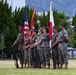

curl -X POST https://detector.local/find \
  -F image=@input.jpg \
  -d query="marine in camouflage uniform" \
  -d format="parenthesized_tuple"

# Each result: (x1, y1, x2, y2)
(11, 28, 24, 68)
(52, 26, 59, 69)
(25, 29, 30, 68)
(35, 29, 43, 68)
(30, 29, 37, 68)
(17, 33, 24, 68)
(58, 24, 69, 69)
(41, 27, 50, 69)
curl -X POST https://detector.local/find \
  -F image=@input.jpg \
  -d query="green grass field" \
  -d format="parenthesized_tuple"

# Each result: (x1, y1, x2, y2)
(0, 60, 76, 75)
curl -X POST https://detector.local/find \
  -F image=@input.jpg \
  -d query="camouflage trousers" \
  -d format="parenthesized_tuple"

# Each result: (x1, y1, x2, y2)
(30, 47, 37, 67)
(52, 47, 60, 68)
(42, 47, 50, 66)
(19, 50, 24, 65)
(36, 48, 43, 68)
(25, 49, 30, 64)
(58, 43, 68, 65)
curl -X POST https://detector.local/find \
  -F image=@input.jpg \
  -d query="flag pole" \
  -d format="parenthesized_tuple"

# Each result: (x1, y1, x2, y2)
(25, 0, 31, 68)
(23, 0, 27, 68)
(49, 0, 54, 48)
(29, 4, 35, 68)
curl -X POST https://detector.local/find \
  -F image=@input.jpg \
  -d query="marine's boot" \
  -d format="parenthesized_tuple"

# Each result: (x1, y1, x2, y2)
(20, 64, 23, 69)
(47, 65, 50, 69)
(64, 64, 68, 69)
(42, 64, 46, 69)
(59, 64, 63, 69)
(15, 62, 19, 68)
(24, 64, 26, 68)
(56, 64, 59, 69)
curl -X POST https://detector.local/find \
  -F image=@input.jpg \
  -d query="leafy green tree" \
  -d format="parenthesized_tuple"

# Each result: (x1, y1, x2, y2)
(0, 0, 17, 58)
(72, 15, 76, 47)
(72, 15, 76, 31)
(53, 10, 69, 29)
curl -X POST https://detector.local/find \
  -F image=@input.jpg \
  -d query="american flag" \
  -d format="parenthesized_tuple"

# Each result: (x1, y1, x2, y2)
(22, 7, 29, 44)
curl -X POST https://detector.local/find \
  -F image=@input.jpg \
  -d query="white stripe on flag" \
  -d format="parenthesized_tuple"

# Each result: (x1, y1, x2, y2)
(24, 26, 29, 29)
(24, 31, 26, 34)
(25, 22, 28, 25)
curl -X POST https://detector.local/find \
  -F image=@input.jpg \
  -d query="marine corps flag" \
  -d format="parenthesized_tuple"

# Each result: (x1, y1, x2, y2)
(30, 5, 35, 40)
(49, 1, 54, 47)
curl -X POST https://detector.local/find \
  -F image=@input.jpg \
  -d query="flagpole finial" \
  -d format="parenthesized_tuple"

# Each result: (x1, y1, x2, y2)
(50, 0, 53, 4)
(32, 4, 35, 11)
(33, 4, 35, 7)
(50, 0, 53, 10)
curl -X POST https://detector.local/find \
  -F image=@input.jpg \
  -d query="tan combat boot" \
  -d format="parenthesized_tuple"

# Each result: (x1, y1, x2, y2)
(64, 64, 68, 69)
(47, 65, 50, 69)
(42, 64, 46, 69)
(20, 64, 23, 69)
(56, 65, 59, 69)
(59, 64, 63, 69)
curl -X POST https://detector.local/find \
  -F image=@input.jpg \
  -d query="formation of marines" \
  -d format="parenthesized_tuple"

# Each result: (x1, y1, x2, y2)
(11, 24, 69, 69)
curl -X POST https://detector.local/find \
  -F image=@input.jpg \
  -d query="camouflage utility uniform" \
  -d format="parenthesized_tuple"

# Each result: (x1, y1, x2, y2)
(25, 35, 30, 66)
(41, 33, 50, 68)
(58, 29, 68, 65)
(17, 33, 24, 66)
(31, 35, 37, 68)
(36, 35, 43, 68)
(52, 33, 59, 69)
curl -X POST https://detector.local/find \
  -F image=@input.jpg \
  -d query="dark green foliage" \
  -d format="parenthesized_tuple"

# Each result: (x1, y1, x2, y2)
(53, 10, 69, 29)
(0, 1, 17, 52)
(72, 15, 76, 47)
